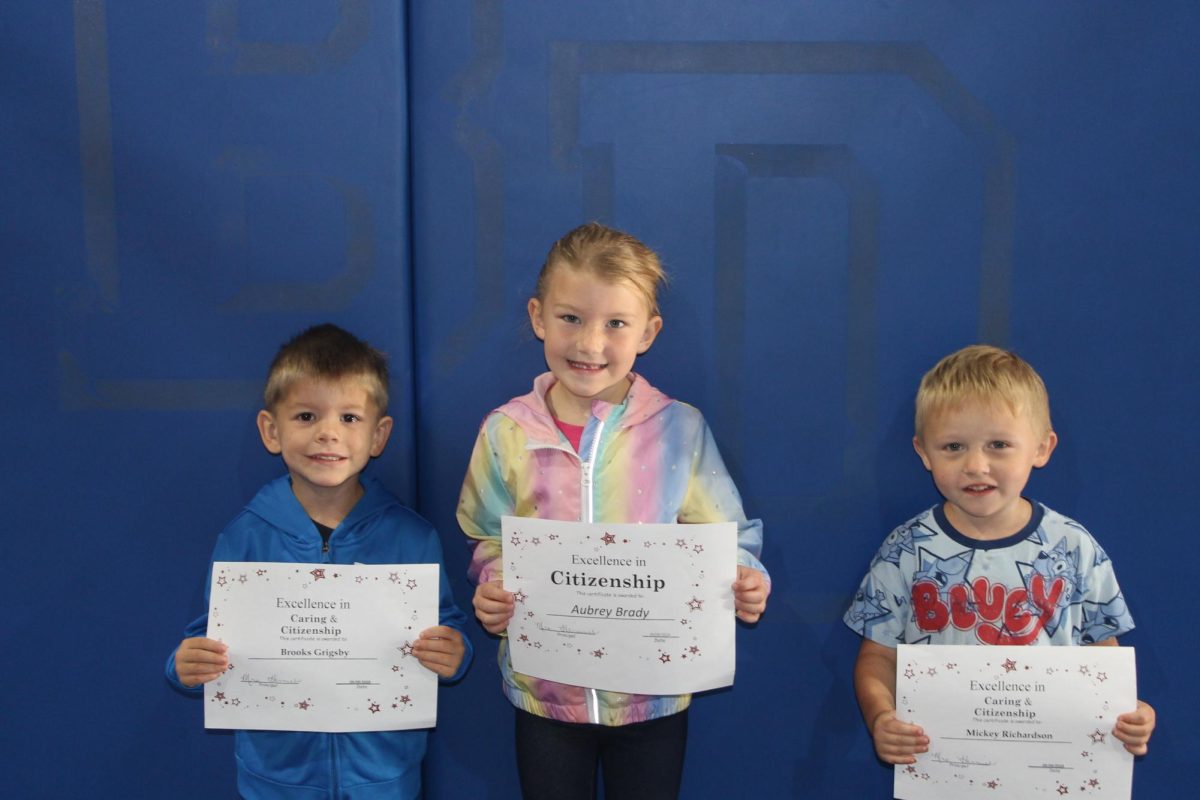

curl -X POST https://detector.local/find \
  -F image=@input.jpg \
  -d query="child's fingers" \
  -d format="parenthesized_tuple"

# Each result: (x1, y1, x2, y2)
(732, 581, 766, 600)
(1116, 714, 1151, 733)
(175, 643, 230, 687)
(175, 657, 230, 690)
(1113, 721, 1151, 754)
(418, 625, 455, 640)
(415, 637, 465, 676)
(874, 729, 927, 762)
(473, 581, 515, 632)
(180, 670, 226, 687)
(180, 636, 228, 655)
(475, 597, 514, 615)
(416, 653, 456, 677)
(1119, 739, 1148, 756)
(735, 604, 765, 623)
(733, 565, 766, 588)
(414, 631, 461, 655)
(479, 614, 512, 634)
(178, 640, 228, 665)
(1119, 701, 1155, 727)
(473, 597, 514, 618)
(476, 580, 513, 602)
(876, 729, 929, 763)
(474, 603, 514, 633)
(882, 728, 928, 748)
(732, 567, 771, 621)
(415, 640, 463, 662)
(179, 653, 229, 673)
(473, 582, 514, 611)
(734, 589, 767, 607)
(878, 716, 925, 739)
(1112, 700, 1155, 754)
(876, 747, 918, 765)
(733, 582, 769, 622)
(869, 713, 928, 764)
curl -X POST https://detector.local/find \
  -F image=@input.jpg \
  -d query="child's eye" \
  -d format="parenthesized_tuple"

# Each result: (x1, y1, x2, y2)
(989, 441, 1010, 449)
(560, 314, 581, 324)
(296, 412, 315, 422)
(607, 319, 627, 329)
(944, 442, 964, 452)
(341, 414, 360, 424)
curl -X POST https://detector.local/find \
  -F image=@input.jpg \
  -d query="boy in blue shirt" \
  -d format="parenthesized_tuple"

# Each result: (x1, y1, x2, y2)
(845, 345, 1155, 764)
(166, 323, 471, 798)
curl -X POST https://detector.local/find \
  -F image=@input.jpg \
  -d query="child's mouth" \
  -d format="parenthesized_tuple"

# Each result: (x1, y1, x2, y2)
(963, 484, 995, 495)
(567, 360, 604, 371)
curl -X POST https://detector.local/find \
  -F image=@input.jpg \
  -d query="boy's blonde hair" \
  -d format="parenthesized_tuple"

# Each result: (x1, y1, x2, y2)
(535, 222, 668, 316)
(263, 324, 389, 413)
(915, 344, 1052, 438)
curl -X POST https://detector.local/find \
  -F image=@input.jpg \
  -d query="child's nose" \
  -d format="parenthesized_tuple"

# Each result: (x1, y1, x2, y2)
(963, 449, 988, 473)
(577, 325, 605, 353)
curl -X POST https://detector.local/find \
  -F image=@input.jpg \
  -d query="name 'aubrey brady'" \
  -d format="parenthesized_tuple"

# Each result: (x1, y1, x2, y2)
(569, 604, 651, 619)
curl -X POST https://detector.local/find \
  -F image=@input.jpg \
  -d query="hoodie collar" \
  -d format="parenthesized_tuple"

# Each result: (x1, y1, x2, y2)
(248, 474, 397, 547)
(504, 372, 673, 445)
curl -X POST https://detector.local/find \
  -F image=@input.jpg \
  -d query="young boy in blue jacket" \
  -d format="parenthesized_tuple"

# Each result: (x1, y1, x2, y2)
(166, 323, 472, 799)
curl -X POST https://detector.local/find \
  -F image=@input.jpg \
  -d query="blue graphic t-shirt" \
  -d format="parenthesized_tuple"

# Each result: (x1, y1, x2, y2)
(844, 501, 1134, 647)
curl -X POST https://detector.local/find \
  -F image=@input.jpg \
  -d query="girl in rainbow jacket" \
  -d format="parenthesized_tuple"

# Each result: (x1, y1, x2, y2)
(457, 222, 770, 800)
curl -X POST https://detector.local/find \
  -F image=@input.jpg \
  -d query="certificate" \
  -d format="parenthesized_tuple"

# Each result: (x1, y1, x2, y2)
(895, 644, 1136, 800)
(204, 562, 439, 733)
(502, 516, 736, 695)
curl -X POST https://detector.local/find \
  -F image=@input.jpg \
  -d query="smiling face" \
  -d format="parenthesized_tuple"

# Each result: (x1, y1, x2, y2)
(913, 398, 1057, 540)
(256, 376, 393, 514)
(528, 265, 662, 424)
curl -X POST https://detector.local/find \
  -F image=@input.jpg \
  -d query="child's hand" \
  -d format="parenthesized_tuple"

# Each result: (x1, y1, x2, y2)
(1113, 699, 1156, 755)
(413, 626, 466, 678)
(175, 636, 229, 687)
(870, 710, 929, 765)
(732, 565, 770, 623)
(473, 580, 515, 634)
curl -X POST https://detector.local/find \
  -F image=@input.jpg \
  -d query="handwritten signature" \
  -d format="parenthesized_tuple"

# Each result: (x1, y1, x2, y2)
(240, 673, 301, 687)
(932, 753, 994, 768)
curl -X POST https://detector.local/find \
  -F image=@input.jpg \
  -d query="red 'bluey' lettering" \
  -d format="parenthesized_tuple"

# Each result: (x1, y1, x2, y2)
(912, 575, 1068, 644)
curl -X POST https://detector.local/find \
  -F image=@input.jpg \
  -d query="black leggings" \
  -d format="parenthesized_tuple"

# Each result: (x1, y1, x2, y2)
(515, 707, 688, 800)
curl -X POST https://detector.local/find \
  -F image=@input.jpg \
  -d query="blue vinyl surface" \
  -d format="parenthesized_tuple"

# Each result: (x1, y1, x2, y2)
(2, 2, 1194, 797)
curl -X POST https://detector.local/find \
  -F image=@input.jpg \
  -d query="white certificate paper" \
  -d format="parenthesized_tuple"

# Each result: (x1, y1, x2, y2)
(204, 562, 439, 733)
(895, 644, 1136, 800)
(501, 516, 737, 695)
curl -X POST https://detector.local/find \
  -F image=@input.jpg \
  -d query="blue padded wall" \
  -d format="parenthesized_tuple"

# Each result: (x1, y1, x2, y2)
(3, 1, 1196, 797)
(5, 2, 415, 796)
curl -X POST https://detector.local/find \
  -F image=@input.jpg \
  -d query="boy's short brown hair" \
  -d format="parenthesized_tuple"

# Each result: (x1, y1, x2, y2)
(915, 344, 1052, 438)
(263, 324, 388, 413)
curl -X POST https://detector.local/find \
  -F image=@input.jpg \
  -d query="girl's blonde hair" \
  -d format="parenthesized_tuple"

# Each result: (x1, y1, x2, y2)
(535, 222, 667, 316)
(915, 344, 1052, 438)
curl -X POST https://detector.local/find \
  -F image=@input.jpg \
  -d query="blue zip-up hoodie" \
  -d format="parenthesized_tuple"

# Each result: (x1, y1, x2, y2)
(166, 475, 472, 799)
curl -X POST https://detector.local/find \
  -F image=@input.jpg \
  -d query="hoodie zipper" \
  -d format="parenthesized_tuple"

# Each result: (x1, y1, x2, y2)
(581, 417, 605, 724)
(526, 415, 608, 723)
(327, 540, 337, 796)
(330, 731, 340, 797)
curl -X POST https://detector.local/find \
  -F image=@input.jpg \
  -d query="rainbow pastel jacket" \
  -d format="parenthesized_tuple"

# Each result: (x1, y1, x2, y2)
(458, 372, 766, 726)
